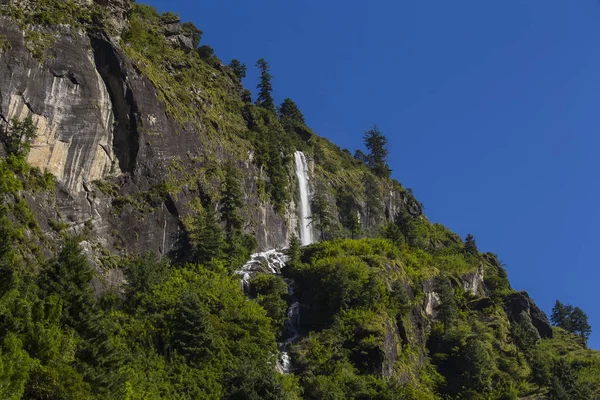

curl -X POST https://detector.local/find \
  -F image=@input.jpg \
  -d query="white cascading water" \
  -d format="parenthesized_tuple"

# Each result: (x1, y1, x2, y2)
(234, 151, 315, 373)
(236, 251, 301, 374)
(294, 151, 314, 246)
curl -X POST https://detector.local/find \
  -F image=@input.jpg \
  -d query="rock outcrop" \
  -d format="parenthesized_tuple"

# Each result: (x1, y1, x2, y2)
(506, 291, 553, 339)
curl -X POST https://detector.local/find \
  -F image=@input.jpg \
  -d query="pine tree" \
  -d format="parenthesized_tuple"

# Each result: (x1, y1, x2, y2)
(170, 291, 215, 366)
(256, 58, 275, 112)
(228, 59, 247, 81)
(363, 125, 391, 178)
(460, 337, 493, 394)
(277, 98, 305, 124)
(337, 190, 361, 239)
(569, 307, 592, 346)
(287, 234, 301, 265)
(309, 183, 333, 241)
(435, 276, 457, 333)
(464, 234, 478, 256)
(1, 116, 36, 156)
(395, 207, 417, 247)
(550, 300, 573, 331)
(220, 161, 244, 242)
(190, 204, 224, 264)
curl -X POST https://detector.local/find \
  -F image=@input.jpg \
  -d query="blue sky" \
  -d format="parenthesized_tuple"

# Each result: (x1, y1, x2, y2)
(147, 0, 600, 349)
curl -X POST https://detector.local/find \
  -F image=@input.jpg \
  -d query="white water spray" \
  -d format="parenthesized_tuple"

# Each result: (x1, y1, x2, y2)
(236, 251, 302, 374)
(294, 151, 314, 246)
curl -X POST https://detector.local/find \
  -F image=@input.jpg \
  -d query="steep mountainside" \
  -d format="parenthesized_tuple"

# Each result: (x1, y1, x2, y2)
(0, 1, 597, 399)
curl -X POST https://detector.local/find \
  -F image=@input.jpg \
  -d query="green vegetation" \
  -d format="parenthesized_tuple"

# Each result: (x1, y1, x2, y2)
(1, 116, 37, 157)
(0, 1, 598, 399)
(551, 300, 592, 346)
(0, 34, 11, 52)
(229, 58, 247, 81)
(256, 58, 275, 112)
(363, 125, 391, 179)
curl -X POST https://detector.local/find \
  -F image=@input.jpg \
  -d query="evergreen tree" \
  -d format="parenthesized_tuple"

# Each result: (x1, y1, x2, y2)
(1, 116, 36, 156)
(336, 190, 361, 239)
(569, 307, 592, 346)
(220, 162, 245, 265)
(170, 291, 215, 366)
(394, 207, 417, 247)
(256, 58, 275, 112)
(354, 149, 368, 164)
(551, 300, 573, 332)
(277, 98, 305, 124)
(460, 337, 493, 394)
(384, 221, 404, 246)
(265, 125, 291, 212)
(363, 125, 391, 178)
(190, 203, 224, 264)
(221, 162, 244, 241)
(464, 234, 478, 256)
(435, 276, 457, 333)
(39, 238, 123, 394)
(197, 44, 215, 60)
(287, 234, 301, 265)
(229, 59, 247, 81)
(309, 183, 333, 241)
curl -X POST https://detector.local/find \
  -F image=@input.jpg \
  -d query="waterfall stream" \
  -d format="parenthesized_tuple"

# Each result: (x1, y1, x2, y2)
(294, 151, 314, 246)
(237, 251, 301, 374)
(234, 151, 314, 374)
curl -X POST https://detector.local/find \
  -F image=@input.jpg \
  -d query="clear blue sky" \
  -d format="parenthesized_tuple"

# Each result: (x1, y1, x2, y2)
(147, 0, 600, 349)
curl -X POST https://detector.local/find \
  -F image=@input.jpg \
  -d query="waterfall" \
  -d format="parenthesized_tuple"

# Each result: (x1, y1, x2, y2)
(278, 281, 301, 373)
(294, 151, 314, 246)
(236, 250, 302, 374)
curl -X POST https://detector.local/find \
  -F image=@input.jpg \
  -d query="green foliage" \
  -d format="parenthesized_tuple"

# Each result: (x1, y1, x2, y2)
(1, 117, 37, 157)
(188, 203, 225, 265)
(0, 34, 11, 52)
(24, 30, 56, 63)
(336, 187, 362, 239)
(229, 59, 247, 81)
(182, 22, 203, 48)
(287, 234, 302, 265)
(464, 233, 478, 257)
(363, 125, 391, 179)
(256, 58, 275, 111)
(435, 276, 458, 333)
(197, 44, 215, 60)
(2, 0, 98, 28)
(309, 183, 335, 241)
(551, 300, 592, 346)
(249, 274, 289, 336)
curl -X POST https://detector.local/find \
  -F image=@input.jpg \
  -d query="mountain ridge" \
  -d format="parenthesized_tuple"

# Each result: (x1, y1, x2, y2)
(0, 0, 597, 398)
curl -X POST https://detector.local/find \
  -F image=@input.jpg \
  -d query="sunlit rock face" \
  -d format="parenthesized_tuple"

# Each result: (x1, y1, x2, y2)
(0, 17, 118, 194)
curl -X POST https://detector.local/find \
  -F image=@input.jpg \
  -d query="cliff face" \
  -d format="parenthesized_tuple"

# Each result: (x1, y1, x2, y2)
(0, 1, 598, 399)
(0, 0, 417, 263)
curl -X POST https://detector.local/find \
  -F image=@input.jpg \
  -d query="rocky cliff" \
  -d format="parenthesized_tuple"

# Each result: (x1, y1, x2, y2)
(0, 1, 597, 399)
(0, 0, 419, 265)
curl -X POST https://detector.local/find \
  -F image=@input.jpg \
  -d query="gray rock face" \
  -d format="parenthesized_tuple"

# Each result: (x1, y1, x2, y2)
(0, 18, 118, 194)
(0, 7, 415, 263)
(462, 266, 485, 296)
(506, 291, 553, 339)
